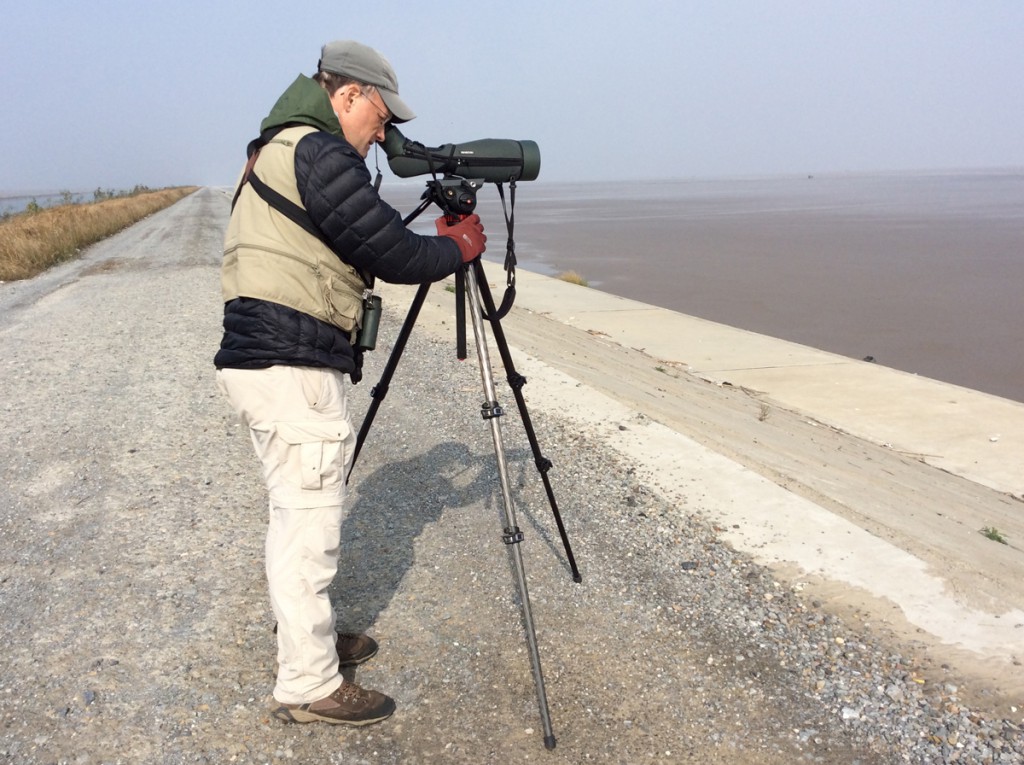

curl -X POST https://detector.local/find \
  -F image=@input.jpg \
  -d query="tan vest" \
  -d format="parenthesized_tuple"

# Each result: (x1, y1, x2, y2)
(221, 126, 366, 334)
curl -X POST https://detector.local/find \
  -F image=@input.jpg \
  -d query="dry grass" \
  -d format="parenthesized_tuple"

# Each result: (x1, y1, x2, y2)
(556, 270, 589, 287)
(0, 187, 198, 282)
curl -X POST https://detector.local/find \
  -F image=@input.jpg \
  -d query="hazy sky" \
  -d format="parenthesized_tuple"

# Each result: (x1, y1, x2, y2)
(2, 1, 1022, 193)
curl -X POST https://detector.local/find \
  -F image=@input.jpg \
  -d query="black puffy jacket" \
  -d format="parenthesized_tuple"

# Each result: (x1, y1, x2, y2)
(215, 76, 461, 376)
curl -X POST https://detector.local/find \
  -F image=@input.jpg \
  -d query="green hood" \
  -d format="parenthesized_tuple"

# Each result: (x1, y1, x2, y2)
(259, 74, 343, 137)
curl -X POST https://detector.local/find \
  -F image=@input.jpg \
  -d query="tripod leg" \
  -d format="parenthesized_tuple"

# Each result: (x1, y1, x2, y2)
(347, 281, 432, 482)
(472, 259, 582, 583)
(464, 264, 557, 750)
(455, 267, 467, 360)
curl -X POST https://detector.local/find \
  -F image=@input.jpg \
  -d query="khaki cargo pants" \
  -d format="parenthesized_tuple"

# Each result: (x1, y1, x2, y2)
(217, 365, 355, 704)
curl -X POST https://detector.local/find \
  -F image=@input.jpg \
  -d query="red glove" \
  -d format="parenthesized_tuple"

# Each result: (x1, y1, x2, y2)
(435, 213, 487, 263)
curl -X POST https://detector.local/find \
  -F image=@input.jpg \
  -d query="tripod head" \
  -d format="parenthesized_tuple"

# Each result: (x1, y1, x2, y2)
(424, 177, 483, 219)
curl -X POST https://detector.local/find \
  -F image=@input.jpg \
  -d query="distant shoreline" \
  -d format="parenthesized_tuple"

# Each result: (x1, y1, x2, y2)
(7, 171, 1021, 402)
(6, 164, 1022, 207)
(0, 192, 90, 216)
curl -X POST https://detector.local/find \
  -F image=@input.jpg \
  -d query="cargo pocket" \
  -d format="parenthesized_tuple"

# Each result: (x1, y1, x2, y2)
(274, 419, 352, 493)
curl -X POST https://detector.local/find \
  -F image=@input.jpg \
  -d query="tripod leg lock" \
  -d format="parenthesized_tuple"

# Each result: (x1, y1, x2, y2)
(502, 526, 525, 545)
(481, 401, 505, 419)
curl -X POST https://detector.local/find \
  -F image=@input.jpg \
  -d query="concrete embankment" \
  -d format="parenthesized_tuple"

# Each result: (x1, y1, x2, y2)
(384, 246, 1024, 704)
(434, 256, 1024, 671)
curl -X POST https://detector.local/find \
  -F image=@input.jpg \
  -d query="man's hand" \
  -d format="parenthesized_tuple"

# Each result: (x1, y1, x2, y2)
(435, 213, 487, 263)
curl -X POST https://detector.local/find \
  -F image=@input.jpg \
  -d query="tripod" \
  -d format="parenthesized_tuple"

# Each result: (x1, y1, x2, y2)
(346, 179, 580, 749)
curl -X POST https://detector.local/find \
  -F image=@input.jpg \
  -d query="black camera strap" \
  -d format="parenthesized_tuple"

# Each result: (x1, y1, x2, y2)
(244, 171, 373, 291)
(483, 179, 517, 321)
(231, 129, 373, 291)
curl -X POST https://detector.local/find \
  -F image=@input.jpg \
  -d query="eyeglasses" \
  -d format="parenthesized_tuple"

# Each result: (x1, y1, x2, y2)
(360, 92, 390, 128)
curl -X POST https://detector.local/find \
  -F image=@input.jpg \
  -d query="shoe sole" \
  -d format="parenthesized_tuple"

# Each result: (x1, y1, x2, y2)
(272, 705, 395, 726)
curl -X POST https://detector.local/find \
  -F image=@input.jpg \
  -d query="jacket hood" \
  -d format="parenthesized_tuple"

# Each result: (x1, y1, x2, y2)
(259, 75, 343, 137)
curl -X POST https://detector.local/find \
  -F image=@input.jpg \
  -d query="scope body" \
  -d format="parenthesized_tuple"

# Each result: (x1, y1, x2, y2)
(382, 125, 540, 183)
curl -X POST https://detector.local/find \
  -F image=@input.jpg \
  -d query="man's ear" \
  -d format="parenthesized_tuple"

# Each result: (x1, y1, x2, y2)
(330, 84, 357, 114)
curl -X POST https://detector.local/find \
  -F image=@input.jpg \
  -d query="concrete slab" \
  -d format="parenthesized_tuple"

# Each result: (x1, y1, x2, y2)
(721, 363, 1024, 494)
(509, 354, 1024, 662)
(487, 258, 1024, 499)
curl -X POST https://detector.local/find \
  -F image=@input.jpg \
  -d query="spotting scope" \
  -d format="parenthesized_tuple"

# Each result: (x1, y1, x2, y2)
(382, 124, 540, 183)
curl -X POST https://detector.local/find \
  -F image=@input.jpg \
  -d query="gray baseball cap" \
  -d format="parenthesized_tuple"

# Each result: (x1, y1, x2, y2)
(318, 40, 415, 123)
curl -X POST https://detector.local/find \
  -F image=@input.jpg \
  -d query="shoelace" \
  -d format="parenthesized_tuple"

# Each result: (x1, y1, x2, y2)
(332, 683, 368, 704)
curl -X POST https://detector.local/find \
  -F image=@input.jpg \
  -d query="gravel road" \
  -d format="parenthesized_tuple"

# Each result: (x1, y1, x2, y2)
(1, 188, 1021, 764)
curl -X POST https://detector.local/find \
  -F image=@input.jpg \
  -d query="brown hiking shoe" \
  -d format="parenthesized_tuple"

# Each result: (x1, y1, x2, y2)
(336, 632, 378, 667)
(272, 681, 396, 726)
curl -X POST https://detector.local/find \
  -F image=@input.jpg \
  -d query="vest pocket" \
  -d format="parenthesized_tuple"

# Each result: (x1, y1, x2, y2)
(321, 273, 364, 333)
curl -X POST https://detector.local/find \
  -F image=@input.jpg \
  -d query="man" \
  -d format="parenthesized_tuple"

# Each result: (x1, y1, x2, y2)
(214, 40, 486, 726)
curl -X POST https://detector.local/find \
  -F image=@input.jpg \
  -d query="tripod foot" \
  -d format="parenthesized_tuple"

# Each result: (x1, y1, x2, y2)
(544, 734, 557, 750)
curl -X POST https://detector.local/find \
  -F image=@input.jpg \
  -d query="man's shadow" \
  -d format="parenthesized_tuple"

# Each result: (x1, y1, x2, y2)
(329, 439, 500, 633)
